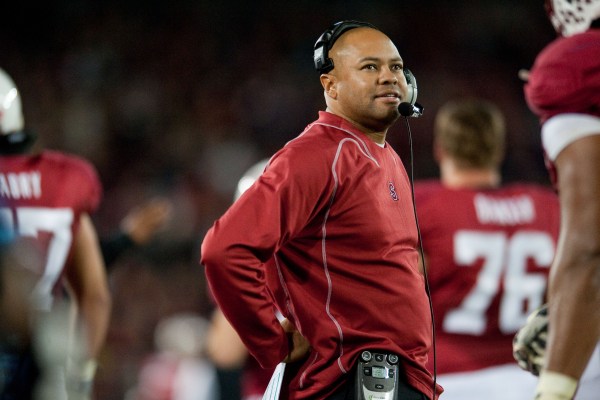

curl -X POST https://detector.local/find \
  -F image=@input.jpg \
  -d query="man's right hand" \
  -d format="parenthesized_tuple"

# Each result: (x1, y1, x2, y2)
(281, 318, 311, 363)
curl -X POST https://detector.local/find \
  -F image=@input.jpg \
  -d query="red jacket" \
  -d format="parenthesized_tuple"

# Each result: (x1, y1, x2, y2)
(202, 112, 439, 399)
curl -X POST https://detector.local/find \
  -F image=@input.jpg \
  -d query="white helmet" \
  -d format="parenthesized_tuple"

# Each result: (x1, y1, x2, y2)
(0, 68, 24, 135)
(233, 159, 269, 201)
(154, 313, 210, 356)
(545, 0, 600, 37)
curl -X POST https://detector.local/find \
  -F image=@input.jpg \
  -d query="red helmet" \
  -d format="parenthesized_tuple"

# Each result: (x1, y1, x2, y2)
(545, 0, 600, 37)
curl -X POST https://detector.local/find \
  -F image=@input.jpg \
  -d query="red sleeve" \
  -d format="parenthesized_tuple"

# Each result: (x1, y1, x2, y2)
(200, 144, 332, 368)
(48, 151, 102, 215)
(525, 32, 600, 123)
(71, 156, 102, 214)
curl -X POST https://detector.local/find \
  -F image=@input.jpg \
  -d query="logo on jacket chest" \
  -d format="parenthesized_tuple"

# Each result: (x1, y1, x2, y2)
(388, 181, 398, 201)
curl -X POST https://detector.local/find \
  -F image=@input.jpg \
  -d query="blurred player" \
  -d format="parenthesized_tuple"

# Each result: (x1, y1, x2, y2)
(129, 313, 218, 400)
(0, 222, 34, 344)
(511, 2, 600, 399)
(413, 99, 559, 400)
(0, 67, 111, 399)
(205, 159, 274, 400)
(0, 222, 40, 398)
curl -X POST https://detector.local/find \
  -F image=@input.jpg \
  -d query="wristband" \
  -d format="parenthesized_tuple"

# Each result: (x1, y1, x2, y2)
(80, 359, 98, 381)
(67, 358, 98, 395)
(535, 370, 577, 400)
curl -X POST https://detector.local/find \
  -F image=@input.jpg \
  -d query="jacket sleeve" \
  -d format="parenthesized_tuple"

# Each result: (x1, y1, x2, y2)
(200, 146, 330, 368)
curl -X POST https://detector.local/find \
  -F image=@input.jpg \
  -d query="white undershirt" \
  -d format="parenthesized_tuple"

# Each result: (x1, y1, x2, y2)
(542, 114, 600, 161)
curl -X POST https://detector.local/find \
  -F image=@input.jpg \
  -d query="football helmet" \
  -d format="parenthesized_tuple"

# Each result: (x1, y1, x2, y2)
(0, 68, 24, 135)
(545, 0, 600, 37)
(234, 159, 269, 201)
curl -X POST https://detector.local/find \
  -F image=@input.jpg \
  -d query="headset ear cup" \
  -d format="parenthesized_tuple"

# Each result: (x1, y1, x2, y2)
(403, 68, 418, 105)
(313, 32, 334, 73)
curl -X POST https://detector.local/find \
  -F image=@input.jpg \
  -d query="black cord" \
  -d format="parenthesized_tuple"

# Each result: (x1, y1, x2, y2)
(403, 117, 437, 400)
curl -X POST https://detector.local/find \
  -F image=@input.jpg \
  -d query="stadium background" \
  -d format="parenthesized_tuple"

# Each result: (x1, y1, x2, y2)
(1, 1, 555, 397)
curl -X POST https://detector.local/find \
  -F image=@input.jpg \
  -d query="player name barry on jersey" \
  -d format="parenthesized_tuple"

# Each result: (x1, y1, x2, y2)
(0, 171, 42, 200)
(474, 193, 535, 225)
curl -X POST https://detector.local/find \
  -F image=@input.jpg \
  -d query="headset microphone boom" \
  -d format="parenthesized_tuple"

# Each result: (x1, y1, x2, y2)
(399, 102, 424, 118)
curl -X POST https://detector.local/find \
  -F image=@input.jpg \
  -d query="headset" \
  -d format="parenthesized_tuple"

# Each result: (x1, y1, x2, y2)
(313, 20, 418, 107)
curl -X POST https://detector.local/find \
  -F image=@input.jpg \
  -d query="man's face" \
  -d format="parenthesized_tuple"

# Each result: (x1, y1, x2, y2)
(325, 28, 409, 133)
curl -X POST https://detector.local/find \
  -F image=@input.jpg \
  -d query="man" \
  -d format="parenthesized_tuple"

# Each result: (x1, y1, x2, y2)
(201, 21, 440, 400)
(413, 99, 559, 399)
(512, 1, 600, 399)
(0, 67, 111, 399)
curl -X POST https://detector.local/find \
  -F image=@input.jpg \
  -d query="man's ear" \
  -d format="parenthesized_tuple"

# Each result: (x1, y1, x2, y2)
(320, 74, 337, 100)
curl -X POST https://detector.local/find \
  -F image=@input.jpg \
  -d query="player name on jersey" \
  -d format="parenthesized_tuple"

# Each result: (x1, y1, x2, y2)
(0, 171, 42, 200)
(474, 194, 534, 225)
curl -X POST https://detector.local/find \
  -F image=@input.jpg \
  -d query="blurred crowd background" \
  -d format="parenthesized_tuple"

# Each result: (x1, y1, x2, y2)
(1, 0, 557, 397)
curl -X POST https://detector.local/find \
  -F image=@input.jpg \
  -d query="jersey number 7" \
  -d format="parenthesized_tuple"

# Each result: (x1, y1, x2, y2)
(0, 206, 74, 310)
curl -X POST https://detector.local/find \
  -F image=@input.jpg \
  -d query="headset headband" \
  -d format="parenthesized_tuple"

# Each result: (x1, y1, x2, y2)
(313, 20, 377, 74)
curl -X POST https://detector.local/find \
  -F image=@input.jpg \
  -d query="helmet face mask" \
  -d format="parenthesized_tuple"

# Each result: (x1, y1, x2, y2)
(545, 0, 600, 37)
